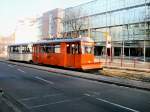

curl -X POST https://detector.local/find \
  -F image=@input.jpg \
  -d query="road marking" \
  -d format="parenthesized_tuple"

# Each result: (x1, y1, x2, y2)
(29, 96, 86, 109)
(8, 64, 16, 68)
(20, 93, 62, 101)
(30, 99, 70, 109)
(86, 91, 101, 96)
(95, 98, 140, 112)
(17, 69, 26, 73)
(84, 93, 91, 97)
(84, 94, 140, 112)
(35, 76, 54, 84)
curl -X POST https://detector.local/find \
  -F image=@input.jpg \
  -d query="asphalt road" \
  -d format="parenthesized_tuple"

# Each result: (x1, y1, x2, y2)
(0, 61, 150, 112)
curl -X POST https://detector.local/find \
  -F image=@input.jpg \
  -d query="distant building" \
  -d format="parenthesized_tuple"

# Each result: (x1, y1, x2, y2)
(15, 8, 64, 42)
(0, 33, 15, 57)
(42, 8, 63, 39)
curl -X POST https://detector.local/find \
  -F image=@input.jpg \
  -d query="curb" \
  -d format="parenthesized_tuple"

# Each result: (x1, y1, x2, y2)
(1, 60, 150, 91)
(48, 71, 150, 91)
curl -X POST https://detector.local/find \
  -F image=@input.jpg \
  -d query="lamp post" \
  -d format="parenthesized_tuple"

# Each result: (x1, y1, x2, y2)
(87, 16, 91, 38)
(105, 0, 108, 65)
(144, 0, 148, 62)
(91, 30, 112, 64)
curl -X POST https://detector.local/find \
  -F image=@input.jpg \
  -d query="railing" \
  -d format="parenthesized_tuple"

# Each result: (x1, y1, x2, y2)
(95, 56, 150, 69)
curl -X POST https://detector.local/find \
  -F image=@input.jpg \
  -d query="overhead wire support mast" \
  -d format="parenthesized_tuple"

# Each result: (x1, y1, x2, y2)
(144, 0, 149, 62)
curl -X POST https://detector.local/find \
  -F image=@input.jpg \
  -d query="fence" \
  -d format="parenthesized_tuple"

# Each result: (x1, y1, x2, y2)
(95, 56, 150, 69)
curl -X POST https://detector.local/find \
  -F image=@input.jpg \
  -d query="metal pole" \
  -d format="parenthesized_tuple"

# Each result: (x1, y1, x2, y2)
(105, 0, 108, 65)
(105, 41, 108, 65)
(144, 0, 147, 62)
(109, 47, 112, 65)
(109, 0, 112, 63)
(121, 47, 123, 67)
(122, 0, 126, 65)
(123, 40, 125, 60)
(144, 40, 146, 62)
(129, 47, 131, 59)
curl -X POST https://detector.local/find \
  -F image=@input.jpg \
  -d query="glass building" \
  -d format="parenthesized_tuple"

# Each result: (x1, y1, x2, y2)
(63, 0, 150, 60)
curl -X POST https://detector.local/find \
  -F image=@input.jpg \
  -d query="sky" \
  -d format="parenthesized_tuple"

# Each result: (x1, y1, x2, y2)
(0, 0, 92, 36)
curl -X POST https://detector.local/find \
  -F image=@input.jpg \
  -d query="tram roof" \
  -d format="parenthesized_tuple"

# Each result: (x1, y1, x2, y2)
(34, 37, 94, 45)
(8, 43, 33, 47)
(8, 37, 94, 47)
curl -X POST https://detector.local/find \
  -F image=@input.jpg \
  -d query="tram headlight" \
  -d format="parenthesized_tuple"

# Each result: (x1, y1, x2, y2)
(88, 61, 91, 63)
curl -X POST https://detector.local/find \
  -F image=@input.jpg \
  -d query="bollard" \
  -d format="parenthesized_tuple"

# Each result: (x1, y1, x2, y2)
(133, 58, 137, 68)
(121, 56, 123, 67)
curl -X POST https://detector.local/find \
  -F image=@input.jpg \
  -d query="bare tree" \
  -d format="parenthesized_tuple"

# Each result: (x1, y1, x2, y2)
(62, 8, 87, 38)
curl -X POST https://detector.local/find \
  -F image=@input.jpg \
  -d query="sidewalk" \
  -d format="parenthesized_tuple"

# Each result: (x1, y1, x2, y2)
(0, 59, 150, 91)
(95, 57, 150, 82)
(95, 56, 150, 72)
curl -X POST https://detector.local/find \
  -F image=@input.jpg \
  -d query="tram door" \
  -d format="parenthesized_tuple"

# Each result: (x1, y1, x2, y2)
(66, 43, 81, 68)
(66, 43, 76, 68)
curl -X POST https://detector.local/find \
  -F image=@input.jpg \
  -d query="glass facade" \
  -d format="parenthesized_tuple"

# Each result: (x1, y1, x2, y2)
(63, 0, 150, 58)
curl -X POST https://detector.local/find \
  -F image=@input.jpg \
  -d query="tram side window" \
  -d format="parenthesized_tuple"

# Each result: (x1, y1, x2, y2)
(22, 46, 31, 53)
(22, 46, 27, 53)
(54, 45, 60, 53)
(40, 46, 46, 53)
(10, 47, 14, 53)
(35, 46, 39, 53)
(41, 45, 54, 53)
(47, 46, 54, 53)
(41, 44, 60, 53)
(26, 46, 31, 53)
(40, 46, 45, 53)
(12, 46, 20, 53)
(28, 46, 32, 52)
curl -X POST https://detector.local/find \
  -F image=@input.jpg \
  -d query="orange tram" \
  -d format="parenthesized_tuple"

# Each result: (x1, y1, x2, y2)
(8, 37, 103, 70)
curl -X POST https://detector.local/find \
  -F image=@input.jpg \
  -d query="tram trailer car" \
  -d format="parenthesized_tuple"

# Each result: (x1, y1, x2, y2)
(32, 37, 102, 70)
(8, 37, 103, 70)
(8, 43, 33, 62)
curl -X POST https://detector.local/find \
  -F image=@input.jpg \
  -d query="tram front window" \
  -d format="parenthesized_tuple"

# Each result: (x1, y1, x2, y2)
(82, 46, 93, 54)
(67, 43, 81, 54)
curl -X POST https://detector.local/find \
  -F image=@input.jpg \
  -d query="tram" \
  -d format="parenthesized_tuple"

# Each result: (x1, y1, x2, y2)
(32, 37, 102, 70)
(8, 37, 103, 70)
(8, 43, 33, 62)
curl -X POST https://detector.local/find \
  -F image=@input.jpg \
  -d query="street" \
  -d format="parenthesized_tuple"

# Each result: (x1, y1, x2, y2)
(0, 61, 150, 112)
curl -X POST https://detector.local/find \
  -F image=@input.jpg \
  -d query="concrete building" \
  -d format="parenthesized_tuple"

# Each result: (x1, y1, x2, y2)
(0, 33, 15, 57)
(42, 8, 63, 39)
(63, 0, 150, 61)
